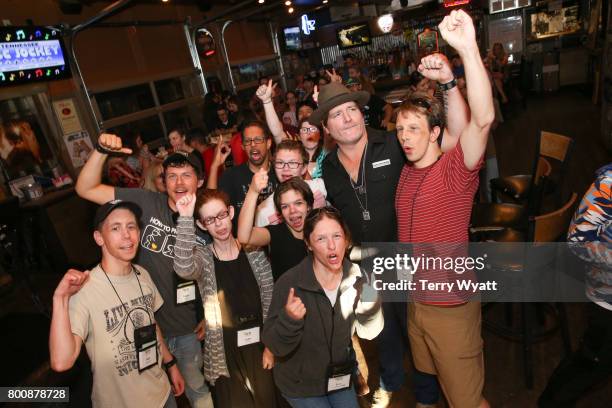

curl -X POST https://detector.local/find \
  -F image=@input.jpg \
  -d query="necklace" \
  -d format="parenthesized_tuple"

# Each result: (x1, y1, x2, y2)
(346, 143, 370, 221)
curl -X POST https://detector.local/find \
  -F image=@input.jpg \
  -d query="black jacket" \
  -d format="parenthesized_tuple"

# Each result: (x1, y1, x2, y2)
(262, 255, 383, 398)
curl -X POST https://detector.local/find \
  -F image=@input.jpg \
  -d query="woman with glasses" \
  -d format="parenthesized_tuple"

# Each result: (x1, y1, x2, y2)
(173, 189, 278, 408)
(263, 207, 383, 408)
(297, 118, 329, 179)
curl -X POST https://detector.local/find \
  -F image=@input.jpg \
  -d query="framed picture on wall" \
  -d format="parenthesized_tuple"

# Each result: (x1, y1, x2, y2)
(417, 28, 439, 58)
(529, 5, 581, 40)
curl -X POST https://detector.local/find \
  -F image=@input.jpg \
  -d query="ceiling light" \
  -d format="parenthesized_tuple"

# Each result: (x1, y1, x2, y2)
(285, 0, 291, 5)
(258, 0, 264, 3)
(323, 0, 328, 3)
(377, 14, 394, 33)
(288, 6, 294, 13)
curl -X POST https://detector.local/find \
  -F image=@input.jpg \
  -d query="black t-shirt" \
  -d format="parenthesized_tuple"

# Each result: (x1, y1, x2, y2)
(115, 188, 211, 338)
(363, 95, 387, 130)
(265, 223, 308, 281)
(322, 127, 405, 245)
(218, 163, 277, 231)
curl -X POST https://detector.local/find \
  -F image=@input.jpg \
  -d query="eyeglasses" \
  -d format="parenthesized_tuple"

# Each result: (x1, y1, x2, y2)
(299, 126, 319, 134)
(274, 161, 303, 169)
(409, 97, 432, 110)
(242, 136, 266, 146)
(201, 210, 230, 226)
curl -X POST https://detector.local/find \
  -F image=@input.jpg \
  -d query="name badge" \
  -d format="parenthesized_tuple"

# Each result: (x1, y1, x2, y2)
(327, 374, 351, 392)
(134, 323, 158, 373)
(237, 326, 260, 347)
(326, 360, 354, 393)
(176, 281, 197, 305)
(372, 159, 391, 169)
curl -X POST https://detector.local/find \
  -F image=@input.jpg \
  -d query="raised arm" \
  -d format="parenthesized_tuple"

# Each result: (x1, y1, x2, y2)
(174, 193, 205, 281)
(75, 133, 131, 204)
(205, 141, 231, 190)
(49, 269, 88, 372)
(237, 168, 272, 247)
(439, 10, 494, 170)
(256, 79, 286, 145)
(418, 53, 470, 152)
(263, 286, 306, 357)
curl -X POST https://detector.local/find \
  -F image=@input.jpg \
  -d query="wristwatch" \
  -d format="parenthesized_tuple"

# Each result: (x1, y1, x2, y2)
(438, 78, 457, 91)
(164, 355, 177, 370)
(94, 142, 126, 156)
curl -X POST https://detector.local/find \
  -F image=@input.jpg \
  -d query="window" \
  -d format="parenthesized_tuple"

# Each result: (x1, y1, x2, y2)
(92, 72, 205, 146)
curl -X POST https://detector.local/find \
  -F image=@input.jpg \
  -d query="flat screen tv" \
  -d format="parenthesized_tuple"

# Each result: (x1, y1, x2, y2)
(0, 26, 71, 86)
(283, 26, 301, 51)
(336, 23, 371, 49)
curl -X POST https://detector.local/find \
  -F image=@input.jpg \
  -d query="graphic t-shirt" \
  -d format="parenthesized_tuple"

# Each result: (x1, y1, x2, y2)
(255, 178, 327, 227)
(69, 265, 170, 408)
(116, 188, 211, 338)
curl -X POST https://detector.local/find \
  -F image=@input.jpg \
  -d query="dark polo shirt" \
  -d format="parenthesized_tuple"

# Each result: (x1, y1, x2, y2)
(322, 127, 405, 244)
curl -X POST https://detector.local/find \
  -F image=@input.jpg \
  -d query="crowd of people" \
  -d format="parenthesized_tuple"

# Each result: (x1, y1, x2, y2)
(46, 9, 610, 408)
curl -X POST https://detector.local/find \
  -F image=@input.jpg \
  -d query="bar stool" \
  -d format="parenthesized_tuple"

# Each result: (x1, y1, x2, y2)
(491, 131, 574, 207)
(470, 157, 552, 236)
(475, 193, 578, 389)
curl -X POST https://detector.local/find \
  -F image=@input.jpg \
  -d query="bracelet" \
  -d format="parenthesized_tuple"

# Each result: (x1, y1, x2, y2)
(164, 355, 177, 371)
(95, 142, 125, 156)
(438, 78, 457, 91)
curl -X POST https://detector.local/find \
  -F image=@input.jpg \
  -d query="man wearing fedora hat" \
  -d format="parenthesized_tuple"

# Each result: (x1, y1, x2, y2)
(310, 38, 469, 408)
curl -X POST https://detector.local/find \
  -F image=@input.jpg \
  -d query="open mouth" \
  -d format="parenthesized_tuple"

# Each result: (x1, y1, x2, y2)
(327, 253, 341, 265)
(119, 243, 136, 251)
(250, 150, 262, 161)
(287, 215, 304, 228)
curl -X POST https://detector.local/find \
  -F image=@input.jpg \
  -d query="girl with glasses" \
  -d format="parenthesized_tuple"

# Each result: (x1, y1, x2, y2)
(297, 118, 329, 179)
(263, 206, 382, 408)
(173, 189, 277, 408)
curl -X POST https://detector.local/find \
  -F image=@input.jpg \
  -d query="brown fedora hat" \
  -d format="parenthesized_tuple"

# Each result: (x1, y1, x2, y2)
(309, 82, 370, 125)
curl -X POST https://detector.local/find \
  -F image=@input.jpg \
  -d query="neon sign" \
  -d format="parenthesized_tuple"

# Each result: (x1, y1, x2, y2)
(443, 0, 470, 7)
(301, 14, 316, 36)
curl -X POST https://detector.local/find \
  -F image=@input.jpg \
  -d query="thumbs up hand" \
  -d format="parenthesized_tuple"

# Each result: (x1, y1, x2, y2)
(285, 287, 306, 321)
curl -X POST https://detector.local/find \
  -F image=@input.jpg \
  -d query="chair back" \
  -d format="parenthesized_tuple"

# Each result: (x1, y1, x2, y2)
(540, 131, 573, 163)
(529, 193, 578, 243)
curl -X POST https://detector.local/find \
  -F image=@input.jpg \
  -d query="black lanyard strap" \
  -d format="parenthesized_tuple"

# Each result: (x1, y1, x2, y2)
(100, 264, 153, 338)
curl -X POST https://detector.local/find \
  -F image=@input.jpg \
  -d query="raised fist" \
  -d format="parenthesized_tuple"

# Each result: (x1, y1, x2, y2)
(176, 193, 196, 217)
(54, 269, 90, 299)
(285, 287, 306, 320)
(249, 168, 269, 194)
(418, 53, 454, 84)
(438, 10, 477, 53)
(98, 133, 133, 155)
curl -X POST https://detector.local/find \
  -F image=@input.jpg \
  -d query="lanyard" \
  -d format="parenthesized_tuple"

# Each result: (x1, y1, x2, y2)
(100, 264, 152, 339)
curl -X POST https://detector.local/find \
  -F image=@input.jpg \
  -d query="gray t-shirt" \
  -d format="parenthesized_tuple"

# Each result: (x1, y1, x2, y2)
(116, 188, 210, 338)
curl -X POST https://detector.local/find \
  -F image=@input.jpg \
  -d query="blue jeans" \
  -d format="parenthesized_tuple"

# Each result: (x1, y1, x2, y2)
(163, 392, 177, 408)
(283, 388, 359, 408)
(165, 333, 214, 408)
(378, 302, 439, 404)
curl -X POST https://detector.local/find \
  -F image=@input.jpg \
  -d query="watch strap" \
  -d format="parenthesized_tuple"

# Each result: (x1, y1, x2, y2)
(438, 78, 457, 91)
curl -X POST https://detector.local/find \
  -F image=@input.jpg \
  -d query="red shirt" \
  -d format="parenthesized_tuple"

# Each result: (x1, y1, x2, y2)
(202, 132, 247, 179)
(395, 143, 481, 304)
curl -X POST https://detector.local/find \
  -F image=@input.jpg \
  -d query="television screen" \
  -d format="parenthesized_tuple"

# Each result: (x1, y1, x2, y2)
(0, 26, 71, 86)
(336, 24, 372, 49)
(283, 26, 301, 51)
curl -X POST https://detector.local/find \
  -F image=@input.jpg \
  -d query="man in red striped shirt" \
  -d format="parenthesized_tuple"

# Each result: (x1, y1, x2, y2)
(394, 10, 494, 408)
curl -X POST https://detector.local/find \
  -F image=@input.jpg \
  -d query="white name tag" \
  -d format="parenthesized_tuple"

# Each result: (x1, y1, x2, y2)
(237, 326, 260, 347)
(176, 282, 196, 304)
(327, 374, 351, 392)
(138, 342, 158, 371)
(372, 159, 391, 168)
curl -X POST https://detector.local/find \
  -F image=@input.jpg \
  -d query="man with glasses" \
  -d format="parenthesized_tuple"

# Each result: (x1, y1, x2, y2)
(252, 140, 327, 227)
(215, 120, 278, 230)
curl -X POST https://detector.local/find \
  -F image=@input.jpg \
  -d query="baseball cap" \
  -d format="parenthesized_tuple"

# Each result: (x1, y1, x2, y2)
(345, 78, 360, 87)
(163, 150, 203, 178)
(93, 199, 142, 230)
